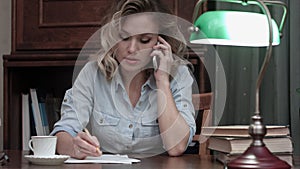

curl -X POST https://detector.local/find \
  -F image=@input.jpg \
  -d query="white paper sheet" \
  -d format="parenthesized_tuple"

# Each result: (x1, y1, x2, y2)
(64, 154, 141, 164)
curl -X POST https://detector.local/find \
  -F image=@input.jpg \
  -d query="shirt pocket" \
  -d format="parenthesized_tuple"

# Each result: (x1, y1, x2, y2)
(93, 111, 120, 126)
(141, 118, 160, 137)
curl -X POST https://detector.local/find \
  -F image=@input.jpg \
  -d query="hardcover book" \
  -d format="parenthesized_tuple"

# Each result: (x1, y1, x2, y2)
(201, 125, 290, 137)
(208, 136, 293, 154)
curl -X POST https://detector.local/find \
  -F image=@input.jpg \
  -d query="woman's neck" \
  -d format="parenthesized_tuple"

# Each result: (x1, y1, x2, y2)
(120, 69, 148, 107)
(121, 69, 147, 90)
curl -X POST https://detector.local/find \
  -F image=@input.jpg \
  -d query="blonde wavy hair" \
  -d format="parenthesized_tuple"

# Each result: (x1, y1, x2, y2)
(94, 0, 189, 80)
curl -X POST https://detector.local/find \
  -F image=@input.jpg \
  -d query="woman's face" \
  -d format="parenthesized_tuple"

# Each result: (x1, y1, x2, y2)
(115, 14, 159, 72)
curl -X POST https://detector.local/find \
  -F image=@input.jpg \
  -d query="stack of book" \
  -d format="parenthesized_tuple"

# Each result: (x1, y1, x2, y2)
(201, 125, 294, 166)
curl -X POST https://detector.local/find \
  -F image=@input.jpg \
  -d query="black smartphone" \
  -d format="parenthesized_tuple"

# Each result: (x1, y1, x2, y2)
(152, 42, 160, 71)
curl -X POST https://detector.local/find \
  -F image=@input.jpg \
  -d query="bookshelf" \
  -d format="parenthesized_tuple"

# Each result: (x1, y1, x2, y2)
(3, 0, 211, 150)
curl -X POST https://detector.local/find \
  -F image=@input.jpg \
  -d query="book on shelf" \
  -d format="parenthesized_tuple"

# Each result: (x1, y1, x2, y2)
(208, 136, 294, 154)
(29, 88, 45, 136)
(35, 89, 51, 135)
(215, 151, 294, 166)
(39, 101, 50, 135)
(29, 100, 37, 137)
(44, 94, 62, 132)
(201, 125, 290, 137)
(21, 93, 30, 150)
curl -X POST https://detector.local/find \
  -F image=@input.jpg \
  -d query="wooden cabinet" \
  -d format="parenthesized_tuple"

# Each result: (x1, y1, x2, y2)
(3, 0, 210, 150)
(13, 0, 198, 52)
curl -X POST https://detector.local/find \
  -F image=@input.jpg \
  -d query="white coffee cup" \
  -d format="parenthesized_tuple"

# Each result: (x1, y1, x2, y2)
(28, 136, 57, 156)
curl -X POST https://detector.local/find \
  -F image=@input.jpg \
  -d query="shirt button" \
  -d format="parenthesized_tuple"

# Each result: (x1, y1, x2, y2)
(129, 124, 133, 128)
(63, 99, 67, 102)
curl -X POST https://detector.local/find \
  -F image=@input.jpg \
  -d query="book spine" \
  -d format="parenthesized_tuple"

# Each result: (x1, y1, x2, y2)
(22, 93, 30, 150)
(39, 102, 50, 135)
(30, 88, 44, 136)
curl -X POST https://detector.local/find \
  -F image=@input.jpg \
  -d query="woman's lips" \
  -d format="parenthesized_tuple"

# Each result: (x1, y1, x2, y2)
(124, 58, 139, 64)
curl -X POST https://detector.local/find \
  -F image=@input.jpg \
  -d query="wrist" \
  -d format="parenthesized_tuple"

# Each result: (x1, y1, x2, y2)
(156, 80, 170, 90)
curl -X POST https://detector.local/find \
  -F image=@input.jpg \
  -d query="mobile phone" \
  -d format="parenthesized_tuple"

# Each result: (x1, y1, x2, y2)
(152, 42, 160, 71)
(153, 55, 159, 71)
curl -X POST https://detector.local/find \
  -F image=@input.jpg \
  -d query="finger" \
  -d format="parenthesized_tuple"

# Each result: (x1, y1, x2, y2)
(153, 43, 169, 52)
(151, 49, 173, 65)
(153, 46, 172, 60)
(91, 136, 100, 147)
(78, 144, 102, 157)
(78, 132, 98, 147)
(151, 50, 164, 58)
(153, 36, 170, 48)
(75, 132, 101, 155)
(157, 36, 170, 47)
(90, 135, 101, 155)
(155, 36, 170, 48)
(73, 144, 87, 159)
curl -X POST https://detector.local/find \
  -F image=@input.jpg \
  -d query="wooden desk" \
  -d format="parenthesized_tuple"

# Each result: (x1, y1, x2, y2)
(2, 150, 224, 169)
(2, 150, 300, 169)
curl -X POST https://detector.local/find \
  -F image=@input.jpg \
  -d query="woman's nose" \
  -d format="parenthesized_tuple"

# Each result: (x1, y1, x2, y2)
(128, 39, 137, 54)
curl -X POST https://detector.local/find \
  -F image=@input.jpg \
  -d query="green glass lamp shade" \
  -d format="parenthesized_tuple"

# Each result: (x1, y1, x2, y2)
(190, 11, 280, 47)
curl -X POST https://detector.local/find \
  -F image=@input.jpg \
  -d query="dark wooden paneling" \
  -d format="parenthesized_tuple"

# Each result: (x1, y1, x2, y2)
(15, 0, 112, 51)
(14, 0, 197, 52)
(4, 0, 210, 150)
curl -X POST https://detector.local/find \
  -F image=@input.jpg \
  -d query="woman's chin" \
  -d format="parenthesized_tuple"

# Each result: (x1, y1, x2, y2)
(120, 64, 142, 72)
(122, 65, 154, 74)
(120, 62, 151, 73)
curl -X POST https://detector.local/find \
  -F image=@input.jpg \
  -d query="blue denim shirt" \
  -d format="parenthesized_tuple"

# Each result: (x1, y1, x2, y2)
(51, 61, 196, 154)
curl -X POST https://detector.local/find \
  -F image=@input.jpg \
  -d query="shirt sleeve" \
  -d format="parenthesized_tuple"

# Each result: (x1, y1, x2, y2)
(50, 61, 98, 137)
(171, 65, 197, 148)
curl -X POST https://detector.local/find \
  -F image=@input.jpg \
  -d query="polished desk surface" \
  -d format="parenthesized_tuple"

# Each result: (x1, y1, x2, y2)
(2, 150, 223, 169)
(2, 150, 300, 169)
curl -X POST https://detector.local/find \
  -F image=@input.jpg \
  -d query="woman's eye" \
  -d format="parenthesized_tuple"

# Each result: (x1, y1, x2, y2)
(122, 37, 129, 41)
(121, 36, 129, 41)
(119, 34, 129, 41)
(140, 38, 151, 44)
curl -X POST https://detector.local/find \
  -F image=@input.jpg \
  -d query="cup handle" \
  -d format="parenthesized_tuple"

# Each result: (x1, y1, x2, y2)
(28, 140, 34, 152)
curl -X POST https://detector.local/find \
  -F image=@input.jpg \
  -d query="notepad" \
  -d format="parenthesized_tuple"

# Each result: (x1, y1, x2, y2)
(64, 154, 141, 164)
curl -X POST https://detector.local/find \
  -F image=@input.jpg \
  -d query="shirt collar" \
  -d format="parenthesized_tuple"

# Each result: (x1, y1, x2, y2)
(113, 69, 157, 91)
(146, 74, 157, 90)
(113, 69, 125, 91)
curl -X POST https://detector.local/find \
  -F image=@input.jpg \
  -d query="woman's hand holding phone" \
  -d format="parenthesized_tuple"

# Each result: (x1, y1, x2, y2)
(152, 36, 174, 73)
(151, 36, 174, 83)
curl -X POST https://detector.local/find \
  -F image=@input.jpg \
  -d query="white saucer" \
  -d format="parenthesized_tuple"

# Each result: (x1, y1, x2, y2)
(24, 155, 70, 165)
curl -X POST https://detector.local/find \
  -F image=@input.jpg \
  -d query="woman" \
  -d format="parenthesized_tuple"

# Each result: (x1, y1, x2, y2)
(51, 0, 196, 159)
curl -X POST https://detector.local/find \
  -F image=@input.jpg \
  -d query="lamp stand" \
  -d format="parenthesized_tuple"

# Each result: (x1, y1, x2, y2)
(227, 114, 291, 169)
(189, 1, 290, 167)
(226, 1, 290, 168)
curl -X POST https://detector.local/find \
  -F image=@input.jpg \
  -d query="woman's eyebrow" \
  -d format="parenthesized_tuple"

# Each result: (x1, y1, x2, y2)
(120, 29, 155, 37)
(140, 33, 156, 36)
(119, 30, 129, 35)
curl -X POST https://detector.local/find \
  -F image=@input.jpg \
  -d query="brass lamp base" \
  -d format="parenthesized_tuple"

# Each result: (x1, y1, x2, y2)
(227, 142, 291, 169)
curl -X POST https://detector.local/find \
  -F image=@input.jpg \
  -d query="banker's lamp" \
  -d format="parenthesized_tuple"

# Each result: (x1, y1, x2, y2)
(189, 0, 289, 168)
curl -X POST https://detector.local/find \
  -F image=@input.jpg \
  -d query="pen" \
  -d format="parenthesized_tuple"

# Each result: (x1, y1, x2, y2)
(84, 128, 101, 153)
